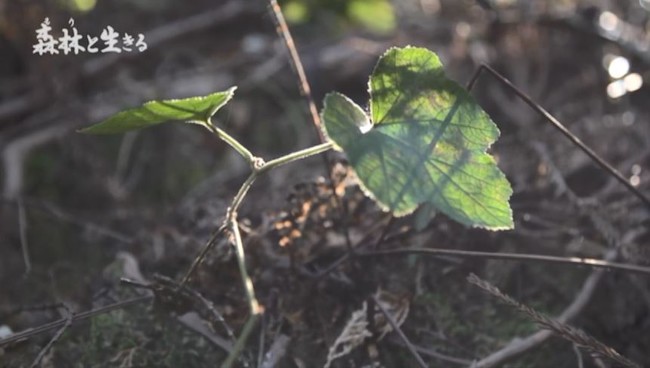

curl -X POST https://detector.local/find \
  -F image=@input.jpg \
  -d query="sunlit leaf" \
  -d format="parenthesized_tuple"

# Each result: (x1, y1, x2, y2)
(322, 47, 513, 230)
(80, 87, 236, 134)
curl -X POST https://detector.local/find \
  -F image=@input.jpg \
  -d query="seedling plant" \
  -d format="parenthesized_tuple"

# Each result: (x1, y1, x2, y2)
(6, 9, 650, 366)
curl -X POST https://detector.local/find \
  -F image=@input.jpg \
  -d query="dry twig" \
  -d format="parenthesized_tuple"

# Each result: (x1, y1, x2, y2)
(28, 304, 73, 368)
(468, 273, 640, 368)
(0, 296, 151, 349)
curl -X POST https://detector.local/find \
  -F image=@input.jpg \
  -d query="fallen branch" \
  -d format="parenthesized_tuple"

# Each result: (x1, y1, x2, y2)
(360, 247, 650, 276)
(0, 296, 151, 349)
(28, 304, 73, 368)
(469, 249, 614, 368)
(468, 272, 640, 368)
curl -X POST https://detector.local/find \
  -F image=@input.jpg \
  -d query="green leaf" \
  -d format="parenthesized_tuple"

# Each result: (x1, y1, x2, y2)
(283, 0, 309, 24)
(347, 0, 396, 35)
(322, 47, 513, 230)
(80, 87, 236, 134)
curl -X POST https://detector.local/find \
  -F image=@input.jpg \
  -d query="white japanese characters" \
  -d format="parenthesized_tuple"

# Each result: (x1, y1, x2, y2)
(33, 18, 147, 55)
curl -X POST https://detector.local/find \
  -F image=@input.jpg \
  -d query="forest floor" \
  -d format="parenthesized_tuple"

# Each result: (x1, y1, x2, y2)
(1, 0, 650, 367)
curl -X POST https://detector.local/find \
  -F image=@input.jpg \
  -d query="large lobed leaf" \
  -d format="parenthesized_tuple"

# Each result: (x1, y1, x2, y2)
(80, 87, 236, 134)
(322, 47, 513, 230)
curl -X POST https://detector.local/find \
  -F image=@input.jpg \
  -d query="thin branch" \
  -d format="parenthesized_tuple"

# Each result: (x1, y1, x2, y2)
(257, 314, 267, 368)
(259, 142, 333, 174)
(267, 0, 355, 257)
(210, 124, 256, 165)
(179, 225, 227, 287)
(221, 314, 260, 368)
(227, 174, 258, 221)
(314, 252, 351, 279)
(0, 296, 151, 348)
(371, 295, 427, 368)
(230, 220, 260, 315)
(29, 304, 73, 368)
(176, 312, 234, 354)
(179, 142, 333, 287)
(471, 249, 611, 367)
(121, 276, 236, 354)
(212, 220, 261, 366)
(468, 273, 640, 368)
(268, 0, 324, 142)
(467, 64, 650, 210)
(167, 25, 337, 359)
(149, 274, 237, 343)
(360, 247, 650, 276)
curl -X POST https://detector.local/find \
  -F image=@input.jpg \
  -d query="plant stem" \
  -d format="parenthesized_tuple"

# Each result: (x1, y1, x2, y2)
(230, 219, 260, 314)
(178, 226, 226, 287)
(221, 313, 261, 368)
(214, 127, 255, 163)
(203, 118, 255, 163)
(178, 137, 334, 365)
(218, 219, 261, 368)
(227, 173, 258, 220)
(227, 142, 334, 220)
(259, 141, 334, 173)
(0, 296, 152, 348)
(179, 141, 334, 287)
(208, 116, 333, 175)
(361, 247, 650, 275)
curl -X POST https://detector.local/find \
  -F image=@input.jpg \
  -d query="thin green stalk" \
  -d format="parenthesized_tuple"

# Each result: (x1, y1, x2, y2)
(178, 142, 334, 287)
(180, 137, 332, 272)
(227, 173, 258, 220)
(230, 219, 260, 314)
(178, 225, 226, 287)
(221, 313, 261, 368)
(178, 173, 257, 288)
(177, 137, 335, 366)
(220, 219, 261, 368)
(259, 141, 333, 173)
(203, 119, 255, 163)
(214, 127, 255, 163)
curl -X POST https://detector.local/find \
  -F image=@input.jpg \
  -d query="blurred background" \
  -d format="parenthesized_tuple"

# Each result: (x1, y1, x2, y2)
(1, 0, 650, 367)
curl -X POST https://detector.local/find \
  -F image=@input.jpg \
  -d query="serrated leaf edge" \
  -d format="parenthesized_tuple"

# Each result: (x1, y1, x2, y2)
(79, 86, 237, 134)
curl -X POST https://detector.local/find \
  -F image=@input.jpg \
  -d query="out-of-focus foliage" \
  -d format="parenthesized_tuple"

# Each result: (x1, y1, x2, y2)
(59, 0, 97, 12)
(281, 0, 396, 35)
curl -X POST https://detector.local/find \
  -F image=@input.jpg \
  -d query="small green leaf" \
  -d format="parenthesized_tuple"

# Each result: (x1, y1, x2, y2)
(322, 47, 513, 230)
(80, 87, 236, 134)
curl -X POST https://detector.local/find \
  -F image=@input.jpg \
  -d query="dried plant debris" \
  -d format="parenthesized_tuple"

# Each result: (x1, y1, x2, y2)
(467, 273, 641, 368)
(269, 161, 367, 256)
(324, 289, 410, 368)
